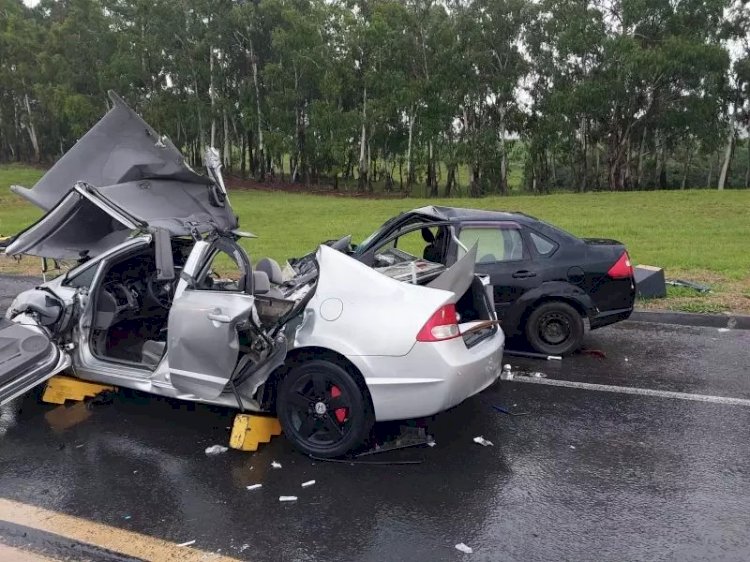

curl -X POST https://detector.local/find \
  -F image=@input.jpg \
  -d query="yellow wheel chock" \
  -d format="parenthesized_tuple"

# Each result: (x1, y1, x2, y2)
(42, 375, 116, 405)
(229, 414, 282, 451)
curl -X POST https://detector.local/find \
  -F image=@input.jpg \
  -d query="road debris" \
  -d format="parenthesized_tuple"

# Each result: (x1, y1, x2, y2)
(473, 436, 493, 447)
(205, 445, 228, 455)
(718, 328, 731, 333)
(505, 349, 562, 361)
(279, 496, 298, 502)
(356, 425, 430, 457)
(177, 540, 196, 547)
(246, 484, 262, 491)
(309, 454, 424, 465)
(301, 480, 316, 488)
(271, 461, 282, 469)
(501, 364, 514, 381)
(488, 403, 530, 416)
(455, 543, 473, 554)
(581, 349, 607, 359)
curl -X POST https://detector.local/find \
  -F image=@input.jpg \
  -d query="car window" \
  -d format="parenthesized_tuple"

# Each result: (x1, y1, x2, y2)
(196, 247, 248, 292)
(372, 225, 447, 265)
(529, 231, 557, 256)
(458, 227, 525, 263)
(64, 264, 98, 288)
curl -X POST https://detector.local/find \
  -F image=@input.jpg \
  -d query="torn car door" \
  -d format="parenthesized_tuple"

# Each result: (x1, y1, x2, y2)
(166, 240, 261, 399)
(0, 318, 71, 406)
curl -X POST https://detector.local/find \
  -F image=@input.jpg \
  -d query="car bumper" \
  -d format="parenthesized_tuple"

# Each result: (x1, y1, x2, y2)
(349, 329, 505, 422)
(590, 306, 633, 330)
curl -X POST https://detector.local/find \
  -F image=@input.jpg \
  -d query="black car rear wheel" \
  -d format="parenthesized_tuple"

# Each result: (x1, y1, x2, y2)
(277, 359, 373, 458)
(525, 301, 584, 356)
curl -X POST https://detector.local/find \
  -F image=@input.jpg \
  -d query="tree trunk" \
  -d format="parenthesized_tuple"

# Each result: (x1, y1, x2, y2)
(22, 93, 40, 162)
(594, 144, 600, 190)
(240, 133, 246, 178)
(426, 140, 438, 197)
(358, 87, 368, 192)
(717, 117, 736, 191)
(745, 139, 750, 189)
(444, 164, 456, 198)
(680, 144, 693, 190)
(635, 127, 647, 190)
(209, 45, 216, 148)
(223, 110, 230, 170)
(580, 116, 588, 192)
(406, 108, 416, 187)
(498, 109, 508, 194)
(249, 40, 265, 181)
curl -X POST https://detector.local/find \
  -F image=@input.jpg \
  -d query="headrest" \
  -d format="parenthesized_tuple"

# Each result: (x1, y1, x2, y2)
(253, 271, 270, 295)
(421, 228, 435, 243)
(256, 258, 283, 285)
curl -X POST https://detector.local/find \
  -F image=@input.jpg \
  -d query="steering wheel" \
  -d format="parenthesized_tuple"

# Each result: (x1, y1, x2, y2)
(147, 271, 177, 309)
(102, 282, 138, 314)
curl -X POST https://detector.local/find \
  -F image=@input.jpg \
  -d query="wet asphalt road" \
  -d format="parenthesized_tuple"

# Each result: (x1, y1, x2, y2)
(1, 277, 750, 561)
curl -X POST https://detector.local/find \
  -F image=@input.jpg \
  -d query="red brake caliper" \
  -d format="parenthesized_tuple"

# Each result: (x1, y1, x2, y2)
(330, 386, 347, 423)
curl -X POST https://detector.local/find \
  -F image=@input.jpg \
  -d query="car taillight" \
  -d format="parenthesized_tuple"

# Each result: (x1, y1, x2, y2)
(416, 303, 461, 342)
(608, 252, 633, 279)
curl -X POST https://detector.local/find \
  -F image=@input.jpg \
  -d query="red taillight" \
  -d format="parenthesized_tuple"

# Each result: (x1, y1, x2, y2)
(608, 252, 634, 279)
(416, 304, 461, 342)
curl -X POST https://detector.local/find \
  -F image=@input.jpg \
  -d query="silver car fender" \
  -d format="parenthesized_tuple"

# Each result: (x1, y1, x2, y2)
(293, 245, 457, 358)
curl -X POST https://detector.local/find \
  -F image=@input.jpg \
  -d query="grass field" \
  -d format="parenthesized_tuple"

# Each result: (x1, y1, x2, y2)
(1, 163, 749, 313)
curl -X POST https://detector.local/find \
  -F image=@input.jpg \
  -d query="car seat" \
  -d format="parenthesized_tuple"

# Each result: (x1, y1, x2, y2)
(423, 228, 447, 263)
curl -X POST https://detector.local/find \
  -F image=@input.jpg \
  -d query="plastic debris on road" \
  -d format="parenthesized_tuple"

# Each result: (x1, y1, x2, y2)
(279, 496, 298, 502)
(177, 540, 196, 547)
(718, 328, 731, 333)
(205, 445, 228, 455)
(246, 484, 262, 491)
(301, 480, 316, 488)
(473, 436, 493, 447)
(271, 461, 282, 469)
(455, 543, 473, 554)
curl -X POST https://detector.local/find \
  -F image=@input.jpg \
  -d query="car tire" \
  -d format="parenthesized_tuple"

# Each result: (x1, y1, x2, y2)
(277, 359, 373, 458)
(524, 301, 584, 356)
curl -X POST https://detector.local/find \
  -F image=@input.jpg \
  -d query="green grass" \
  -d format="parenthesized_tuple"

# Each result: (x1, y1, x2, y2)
(2, 164, 749, 312)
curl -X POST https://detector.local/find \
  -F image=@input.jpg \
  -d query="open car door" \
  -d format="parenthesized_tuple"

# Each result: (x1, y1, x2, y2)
(0, 318, 71, 406)
(166, 240, 259, 399)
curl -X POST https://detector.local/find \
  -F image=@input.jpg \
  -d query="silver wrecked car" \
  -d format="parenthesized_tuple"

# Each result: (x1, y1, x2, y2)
(0, 92, 504, 457)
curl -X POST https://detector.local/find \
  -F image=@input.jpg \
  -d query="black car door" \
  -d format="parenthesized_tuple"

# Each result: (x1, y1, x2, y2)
(455, 221, 541, 320)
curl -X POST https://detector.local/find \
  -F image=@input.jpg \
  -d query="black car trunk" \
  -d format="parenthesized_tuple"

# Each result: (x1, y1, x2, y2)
(582, 238, 636, 311)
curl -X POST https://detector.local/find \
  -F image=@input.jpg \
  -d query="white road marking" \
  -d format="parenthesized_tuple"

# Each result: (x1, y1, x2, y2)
(512, 376, 750, 407)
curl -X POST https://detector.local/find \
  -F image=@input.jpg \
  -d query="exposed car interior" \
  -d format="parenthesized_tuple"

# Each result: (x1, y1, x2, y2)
(88, 236, 317, 370)
(91, 239, 192, 367)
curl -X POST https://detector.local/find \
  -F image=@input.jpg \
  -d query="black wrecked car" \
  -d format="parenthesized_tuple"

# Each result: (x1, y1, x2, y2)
(344, 206, 635, 356)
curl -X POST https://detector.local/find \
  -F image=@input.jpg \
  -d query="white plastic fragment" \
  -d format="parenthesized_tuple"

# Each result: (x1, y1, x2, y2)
(246, 484, 262, 491)
(279, 496, 298, 502)
(569, 445, 576, 450)
(455, 543, 473, 554)
(718, 328, 731, 333)
(473, 436, 493, 447)
(205, 445, 228, 455)
(271, 461, 282, 469)
(301, 480, 316, 488)
(177, 540, 196, 547)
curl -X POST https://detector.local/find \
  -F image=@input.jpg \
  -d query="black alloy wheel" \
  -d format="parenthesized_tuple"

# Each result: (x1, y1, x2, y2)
(277, 359, 372, 457)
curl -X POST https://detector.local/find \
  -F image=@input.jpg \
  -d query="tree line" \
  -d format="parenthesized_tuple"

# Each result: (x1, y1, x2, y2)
(1, 0, 749, 195)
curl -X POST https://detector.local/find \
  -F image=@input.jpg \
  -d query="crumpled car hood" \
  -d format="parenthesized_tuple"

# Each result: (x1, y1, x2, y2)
(6, 91, 237, 259)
